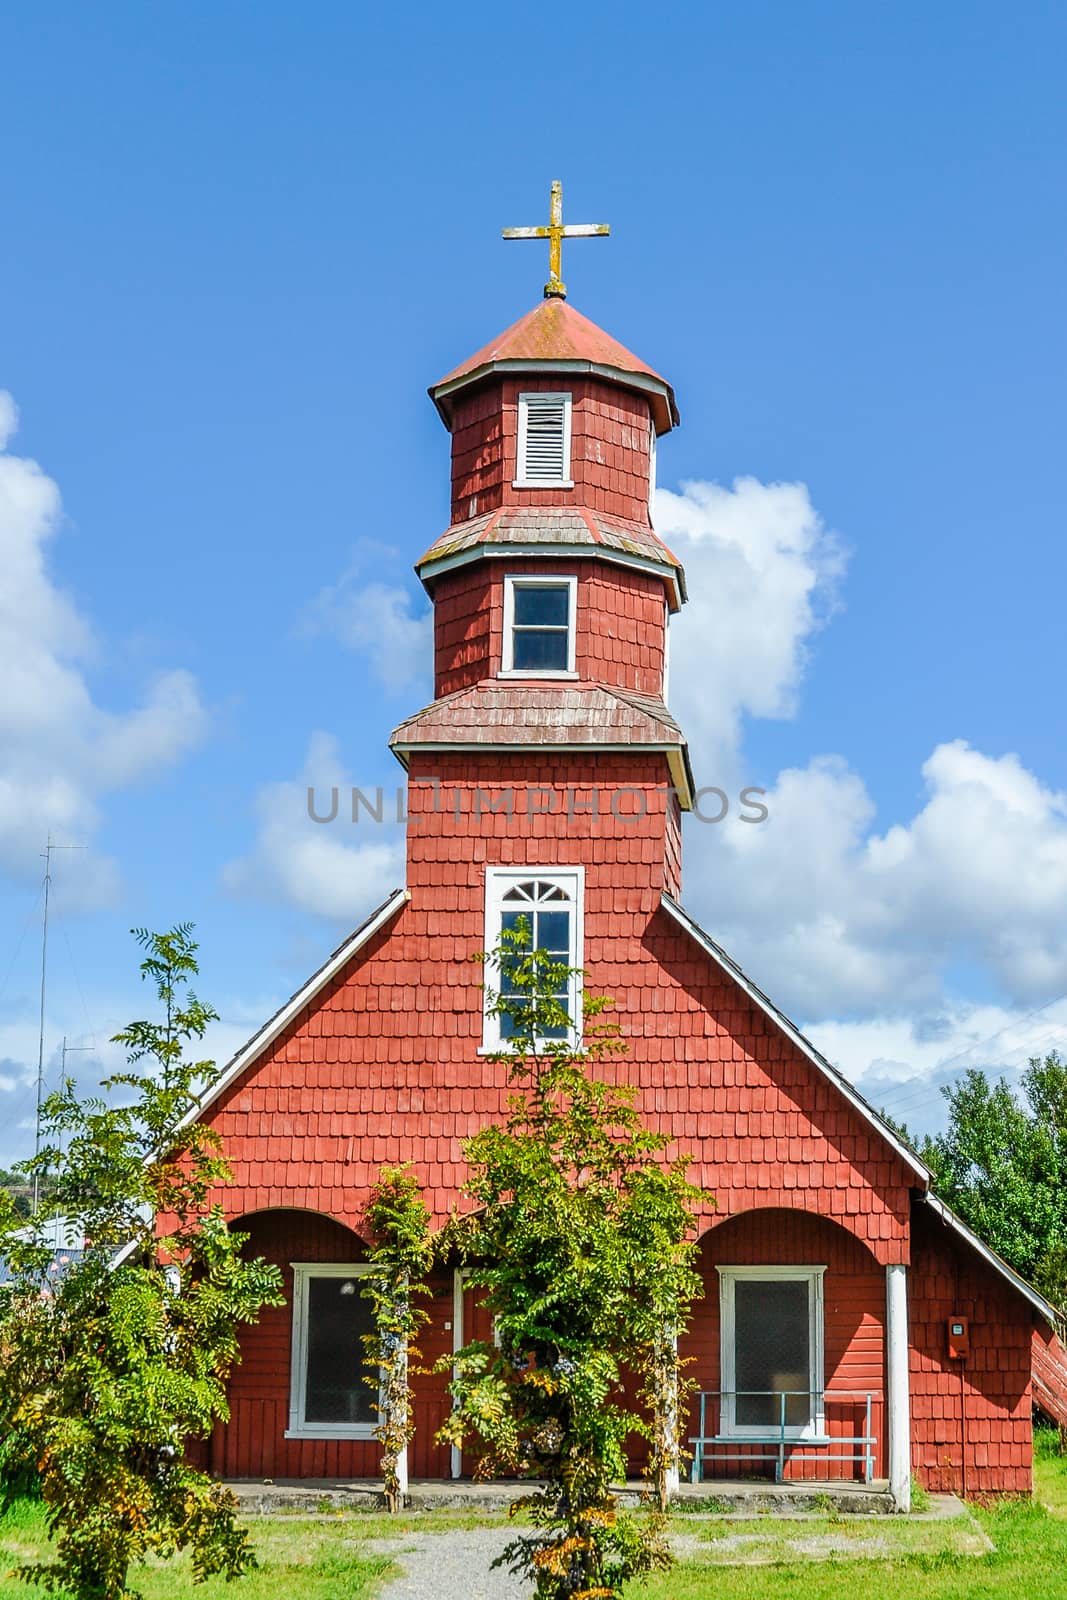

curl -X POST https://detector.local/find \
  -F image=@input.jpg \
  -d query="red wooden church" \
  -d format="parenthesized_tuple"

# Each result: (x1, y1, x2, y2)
(187, 192, 1059, 1507)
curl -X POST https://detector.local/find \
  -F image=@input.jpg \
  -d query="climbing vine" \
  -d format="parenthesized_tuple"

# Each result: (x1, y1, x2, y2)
(437, 921, 705, 1599)
(362, 1165, 433, 1512)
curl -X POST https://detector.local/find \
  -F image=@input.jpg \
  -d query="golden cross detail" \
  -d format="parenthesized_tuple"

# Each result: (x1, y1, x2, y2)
(503, 180, 610, 300)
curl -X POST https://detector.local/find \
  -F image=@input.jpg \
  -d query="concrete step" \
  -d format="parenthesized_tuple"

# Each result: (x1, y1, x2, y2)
(226, 1475, 910, 1517)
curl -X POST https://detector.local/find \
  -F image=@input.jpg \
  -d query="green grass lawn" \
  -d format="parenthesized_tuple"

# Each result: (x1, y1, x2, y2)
(0, 1501, 398, 1600)
(633, 1435, 1067, 1599)
(2, 1441, 1066, 1598)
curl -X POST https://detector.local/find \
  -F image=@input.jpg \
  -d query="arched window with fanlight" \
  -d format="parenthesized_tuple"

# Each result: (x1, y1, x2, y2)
(483, 867, 584, 1050)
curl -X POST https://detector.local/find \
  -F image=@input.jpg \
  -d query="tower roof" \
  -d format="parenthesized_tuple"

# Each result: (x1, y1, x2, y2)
(415, 506, 687, 609)
(429, 299, 679, 435)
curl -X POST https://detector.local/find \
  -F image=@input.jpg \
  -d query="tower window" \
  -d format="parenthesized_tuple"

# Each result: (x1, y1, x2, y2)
(515, 392, 573, 486)
(501, 574, 577, 676)
(482, 868, 583, 1051)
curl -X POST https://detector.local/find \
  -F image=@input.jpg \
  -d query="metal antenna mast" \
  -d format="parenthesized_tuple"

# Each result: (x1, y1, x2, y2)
(33, 838, 83, 1212)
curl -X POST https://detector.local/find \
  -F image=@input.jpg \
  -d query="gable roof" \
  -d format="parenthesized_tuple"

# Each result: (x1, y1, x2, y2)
(661, 893, 930, 1182)
(430, 299, 679, 435)
(663, 893, 1060, 1324)
(175, 888, 408, 1135)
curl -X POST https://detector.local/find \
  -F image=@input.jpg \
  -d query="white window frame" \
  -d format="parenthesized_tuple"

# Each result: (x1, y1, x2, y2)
(481, 866, 584, 1053)
(500, 573, 578, 679)
(286, 1262, 381, 1440)
(514, 391, 574, 488)
(717, 1265, 826, 1440)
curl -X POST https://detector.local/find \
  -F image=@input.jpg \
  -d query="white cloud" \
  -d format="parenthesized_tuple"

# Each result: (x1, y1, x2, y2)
(683, 741, 1067, 1021)
(0, 393, 19, 451)
(300, 541, 432, 693)
(807, 996, 1067, 1135)
(657, 477, 845, 775)
(0, 394, 209, 898)
(657, 475, 1067, 1044)
(222, 731, 405, 920)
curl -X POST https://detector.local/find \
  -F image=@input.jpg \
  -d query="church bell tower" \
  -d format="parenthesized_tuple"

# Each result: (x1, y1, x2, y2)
(389, 183, 693, 1045)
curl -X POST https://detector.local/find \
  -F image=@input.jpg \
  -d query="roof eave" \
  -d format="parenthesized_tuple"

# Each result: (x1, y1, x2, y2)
(390, 738, 693, 810)
(416, 541, 687, 611)
(429, 358, 679, 435)
(919, 1191, 1058, 1325)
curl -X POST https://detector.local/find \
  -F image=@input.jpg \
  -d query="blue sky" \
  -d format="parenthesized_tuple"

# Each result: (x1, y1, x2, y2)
(1, 0, 1065, 1161)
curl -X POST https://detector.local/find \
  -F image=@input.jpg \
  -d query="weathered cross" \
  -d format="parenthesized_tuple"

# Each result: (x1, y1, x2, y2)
(503, 180, 610, 301)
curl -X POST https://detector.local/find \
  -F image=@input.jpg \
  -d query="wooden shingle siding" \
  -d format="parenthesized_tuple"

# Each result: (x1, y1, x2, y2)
(204, 882, 913, 1260)
(430, 558, 669, 700)
(447, 377, 657, 528)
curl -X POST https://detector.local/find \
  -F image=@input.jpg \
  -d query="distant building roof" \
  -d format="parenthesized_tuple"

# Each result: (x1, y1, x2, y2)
(0, 1215, 85, 1287)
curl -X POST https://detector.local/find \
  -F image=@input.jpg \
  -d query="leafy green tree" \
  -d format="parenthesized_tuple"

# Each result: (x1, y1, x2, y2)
(361, 1165, 433, 1513)
(438, 922, 705, 1600)
(917, 1053, 1067, 1310)
(0, 1168, 34, 1220)
(0, 925, 284, 1600)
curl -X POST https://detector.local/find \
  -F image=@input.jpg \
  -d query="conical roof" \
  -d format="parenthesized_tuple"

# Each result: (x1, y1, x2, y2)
(429, 298, 679, 434)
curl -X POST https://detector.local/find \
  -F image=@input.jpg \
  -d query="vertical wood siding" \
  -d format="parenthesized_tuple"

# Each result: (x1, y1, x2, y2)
(909, 1204, 1033, 1496)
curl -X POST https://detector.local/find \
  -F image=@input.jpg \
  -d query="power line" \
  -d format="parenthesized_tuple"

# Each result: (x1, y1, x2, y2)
(875, 992, 1067, 1123)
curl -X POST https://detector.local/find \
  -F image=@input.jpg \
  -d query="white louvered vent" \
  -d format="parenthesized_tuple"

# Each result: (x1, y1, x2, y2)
(516, 392, 571, 485)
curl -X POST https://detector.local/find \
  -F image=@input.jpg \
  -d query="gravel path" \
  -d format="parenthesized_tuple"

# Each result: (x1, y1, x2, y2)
(370, 1527, 527, 1600)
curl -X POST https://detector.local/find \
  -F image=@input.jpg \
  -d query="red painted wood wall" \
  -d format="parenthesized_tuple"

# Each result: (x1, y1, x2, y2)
(202, 900, 915, 1262)
(908, 1204, 1033, 1495)
(680, 1209, 887, 1482)
(214, 1209, 454, 1481)
(431, 558, 668, 700)
(448, 376, 654, 526)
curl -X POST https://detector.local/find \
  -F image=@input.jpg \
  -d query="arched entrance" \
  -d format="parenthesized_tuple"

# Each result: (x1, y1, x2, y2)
(682, 1207, 889, 1484)
(213, 1208, 453, 1482)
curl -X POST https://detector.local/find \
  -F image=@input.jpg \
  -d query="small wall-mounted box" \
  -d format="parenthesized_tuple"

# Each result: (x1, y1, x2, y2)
(947, 1316, 970, 1359)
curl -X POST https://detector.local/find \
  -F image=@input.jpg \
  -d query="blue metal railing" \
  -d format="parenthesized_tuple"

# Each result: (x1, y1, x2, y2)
(689, 1390, 878, 1484)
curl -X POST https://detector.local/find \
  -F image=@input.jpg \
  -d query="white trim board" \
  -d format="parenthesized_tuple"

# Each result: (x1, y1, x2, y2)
(389, 738, 692, 810)
(482, 865, 584, 1052)
(514, 392, 573, 488)
(416, 543, 687, 611)
(430, 359, 679, 436)
(500, 572, 577, 675)
(717, 1264, 826, 1439)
